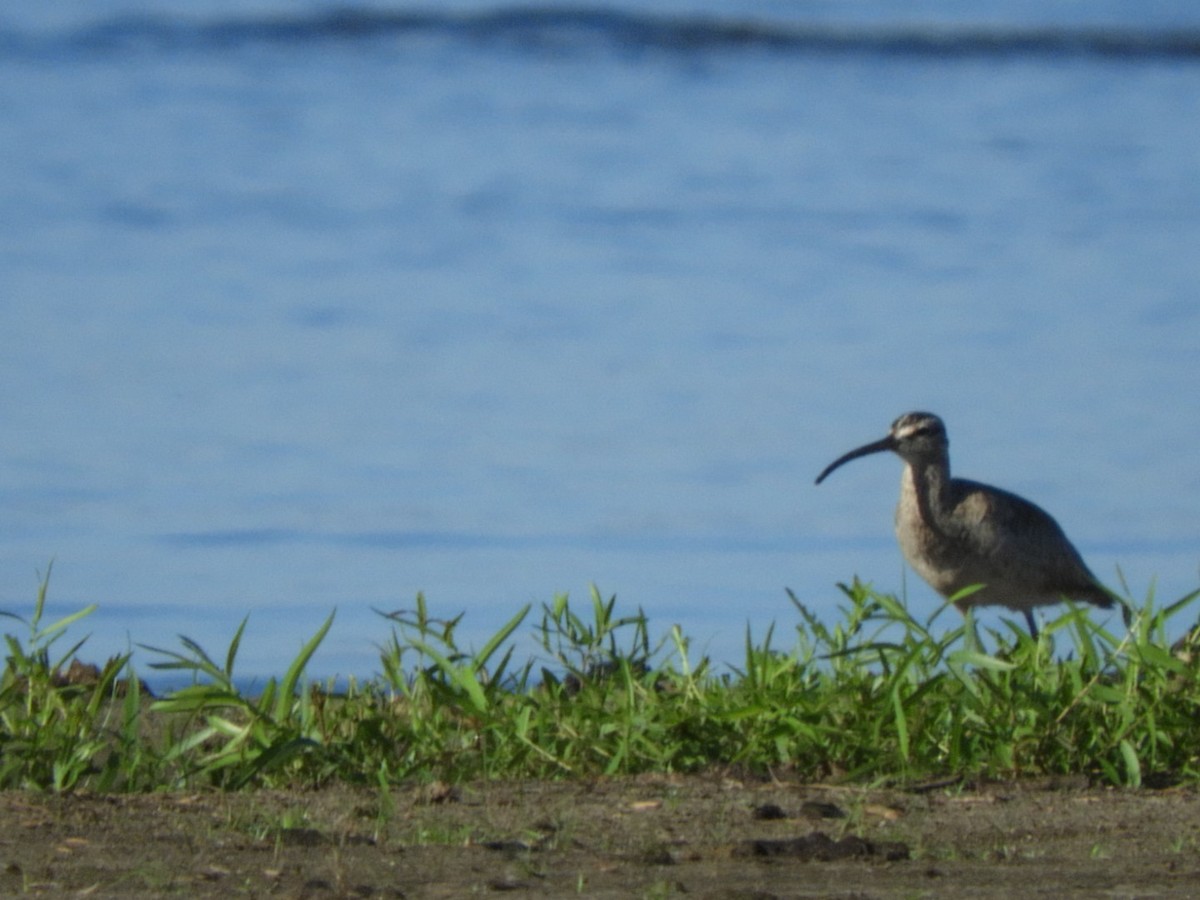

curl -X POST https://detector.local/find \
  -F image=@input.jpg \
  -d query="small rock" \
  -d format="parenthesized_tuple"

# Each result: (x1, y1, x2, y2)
(735, 831, 909, 862)
(798, 801, 846, 819)
(751, 803, 788, 820)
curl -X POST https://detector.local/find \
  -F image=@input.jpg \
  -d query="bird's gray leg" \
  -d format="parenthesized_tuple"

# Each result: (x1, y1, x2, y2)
(1024, 609, 1039, 639)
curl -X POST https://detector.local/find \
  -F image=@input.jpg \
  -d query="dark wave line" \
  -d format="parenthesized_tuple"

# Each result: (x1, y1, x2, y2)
(5, 7, 1200, 62)
(159, 527, 801, 553)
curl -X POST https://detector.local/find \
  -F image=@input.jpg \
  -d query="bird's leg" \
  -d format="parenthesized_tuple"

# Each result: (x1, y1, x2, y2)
(1024, 609, 1039, 640)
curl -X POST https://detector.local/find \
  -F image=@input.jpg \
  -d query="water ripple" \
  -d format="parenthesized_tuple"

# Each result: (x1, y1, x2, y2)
(4, 8, 1200, 62)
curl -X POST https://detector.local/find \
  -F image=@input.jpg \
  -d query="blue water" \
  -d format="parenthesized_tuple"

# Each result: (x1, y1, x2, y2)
(3, 2, 1200, 684)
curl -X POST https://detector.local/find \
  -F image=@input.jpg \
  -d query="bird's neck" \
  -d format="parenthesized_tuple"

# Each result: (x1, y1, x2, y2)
(903, 456, 955, 534)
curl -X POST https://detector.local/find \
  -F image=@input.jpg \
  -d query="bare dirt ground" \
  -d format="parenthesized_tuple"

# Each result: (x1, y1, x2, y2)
(2, 774, 1199, 898)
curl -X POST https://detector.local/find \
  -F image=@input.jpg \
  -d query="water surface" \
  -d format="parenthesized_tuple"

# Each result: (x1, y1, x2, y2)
(3, 2, 1199, 681)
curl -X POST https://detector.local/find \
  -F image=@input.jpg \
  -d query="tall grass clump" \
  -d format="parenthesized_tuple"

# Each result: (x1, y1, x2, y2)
(140, 611, 335, 788)
(730, 581, 1200, 785)
(3, 570, 1200, 791)
(0, 567, 140, 790)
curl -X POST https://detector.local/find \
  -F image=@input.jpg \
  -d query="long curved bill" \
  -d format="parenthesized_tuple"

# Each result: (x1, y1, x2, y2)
(814, 435, 897, 485)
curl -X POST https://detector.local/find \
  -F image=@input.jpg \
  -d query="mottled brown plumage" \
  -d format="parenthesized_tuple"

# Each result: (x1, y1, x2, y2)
(816, 411, 1113, 635)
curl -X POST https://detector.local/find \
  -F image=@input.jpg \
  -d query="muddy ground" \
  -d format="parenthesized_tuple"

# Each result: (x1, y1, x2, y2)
(1, 774, 1198, 898)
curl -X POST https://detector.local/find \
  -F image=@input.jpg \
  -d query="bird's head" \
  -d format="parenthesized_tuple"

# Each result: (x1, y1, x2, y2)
(815, 411, 948, 484)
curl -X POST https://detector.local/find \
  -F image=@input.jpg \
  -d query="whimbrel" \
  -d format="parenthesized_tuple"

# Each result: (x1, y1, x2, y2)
(814, 411, 1114, 636)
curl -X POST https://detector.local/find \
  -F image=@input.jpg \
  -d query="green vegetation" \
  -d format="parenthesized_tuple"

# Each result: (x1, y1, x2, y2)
(2, 566, 1199, 792)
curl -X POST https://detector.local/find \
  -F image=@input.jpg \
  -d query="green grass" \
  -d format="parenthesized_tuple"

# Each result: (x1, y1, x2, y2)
(2, 565, 1200, 792)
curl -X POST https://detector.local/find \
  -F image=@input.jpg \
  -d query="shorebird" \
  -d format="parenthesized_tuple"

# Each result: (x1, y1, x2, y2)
(814, 411, 1115, 636)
